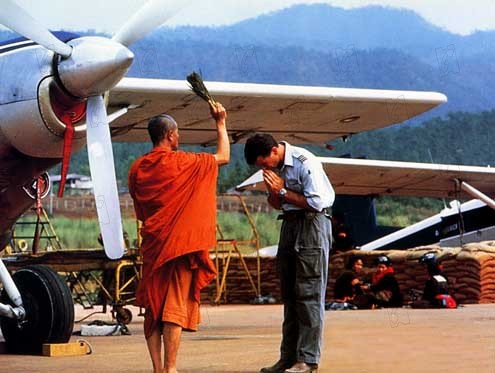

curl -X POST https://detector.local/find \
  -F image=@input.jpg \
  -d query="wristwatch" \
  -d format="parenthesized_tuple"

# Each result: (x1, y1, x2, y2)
(278, 188, 287, 198)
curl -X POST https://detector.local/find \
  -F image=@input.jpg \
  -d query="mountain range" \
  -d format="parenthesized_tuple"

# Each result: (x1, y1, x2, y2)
(1, 4, 494, 126)
(1, 4, 494, 121)
(153, 4, 495, 61)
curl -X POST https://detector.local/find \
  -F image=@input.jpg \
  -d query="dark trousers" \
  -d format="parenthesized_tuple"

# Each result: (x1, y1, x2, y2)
(277, 212, 331, 365)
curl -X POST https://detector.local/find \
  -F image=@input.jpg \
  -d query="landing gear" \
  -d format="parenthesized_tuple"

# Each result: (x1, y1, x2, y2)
(0, 265, 74, 354)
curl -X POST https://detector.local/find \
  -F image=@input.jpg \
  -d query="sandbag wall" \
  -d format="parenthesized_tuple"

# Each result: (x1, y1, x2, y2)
(201, 256, 280, 304)
(200, 242, 495, 304)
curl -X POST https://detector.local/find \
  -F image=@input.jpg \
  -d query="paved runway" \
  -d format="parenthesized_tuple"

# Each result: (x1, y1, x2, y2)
(2, 304, 495, 372)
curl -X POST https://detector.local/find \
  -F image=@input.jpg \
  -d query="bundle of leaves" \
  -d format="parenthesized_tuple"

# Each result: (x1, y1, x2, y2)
(186, 71, 216, 104)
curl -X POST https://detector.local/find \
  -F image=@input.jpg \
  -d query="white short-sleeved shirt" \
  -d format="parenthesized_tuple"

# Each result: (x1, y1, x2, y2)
(280, 142, 335, 212)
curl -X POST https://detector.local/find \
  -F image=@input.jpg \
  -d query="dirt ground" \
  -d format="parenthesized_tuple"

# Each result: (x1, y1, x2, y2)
(1, 303, 495, 372)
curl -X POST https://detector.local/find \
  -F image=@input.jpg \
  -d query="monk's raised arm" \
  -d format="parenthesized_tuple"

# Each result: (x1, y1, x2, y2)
(210, 102, 230, 166)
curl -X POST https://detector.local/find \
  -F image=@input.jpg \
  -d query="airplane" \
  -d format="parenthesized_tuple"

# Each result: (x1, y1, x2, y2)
(0, 0, 493, 355)
(236, 158, 495, 251)
(360, 199, 495, 251)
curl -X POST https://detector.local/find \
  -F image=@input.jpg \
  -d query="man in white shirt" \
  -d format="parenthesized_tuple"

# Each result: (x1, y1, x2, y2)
(244, 134, 334, 373)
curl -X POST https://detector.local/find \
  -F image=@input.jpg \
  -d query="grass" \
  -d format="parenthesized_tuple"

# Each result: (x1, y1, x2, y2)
(11, 197, 445, 252)
(217, 211, 281, 252)
(12, 216, 141, 251)
(11, 212, 282, 252)
(375, 197, 444, 227)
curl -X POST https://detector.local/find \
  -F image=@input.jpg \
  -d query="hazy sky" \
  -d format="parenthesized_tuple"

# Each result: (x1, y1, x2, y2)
(3, 0, 495, 36)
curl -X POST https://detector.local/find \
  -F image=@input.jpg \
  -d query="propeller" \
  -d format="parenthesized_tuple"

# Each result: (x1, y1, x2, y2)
(0, 0, 193, 259)
(0, 0, 72, 57)
(113, 0, 191, 47)
(86, 96, 124, 259)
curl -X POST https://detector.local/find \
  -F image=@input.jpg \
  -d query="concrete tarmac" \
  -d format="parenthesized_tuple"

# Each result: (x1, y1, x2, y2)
(1, 304, 495, 372)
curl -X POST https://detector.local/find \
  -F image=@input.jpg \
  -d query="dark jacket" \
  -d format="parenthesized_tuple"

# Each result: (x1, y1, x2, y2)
(371, 273, 403, 307)
(423, 274, 449, 303)
(334, 270, 362, 300)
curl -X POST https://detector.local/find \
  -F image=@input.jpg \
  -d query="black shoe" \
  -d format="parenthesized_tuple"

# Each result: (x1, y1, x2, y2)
(284, 362, 319, 373)
(260, 359, 295, 373)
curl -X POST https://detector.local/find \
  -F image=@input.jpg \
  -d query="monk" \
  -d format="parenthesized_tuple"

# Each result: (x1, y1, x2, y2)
(128, 102, 229, 373)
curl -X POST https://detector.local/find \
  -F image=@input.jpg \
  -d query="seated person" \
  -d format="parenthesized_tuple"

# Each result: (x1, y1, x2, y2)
(333, 256, 364, 302)
(412, 252, 457, 309)
(332, 212, 353, 252)
(354, 255, 403, 309)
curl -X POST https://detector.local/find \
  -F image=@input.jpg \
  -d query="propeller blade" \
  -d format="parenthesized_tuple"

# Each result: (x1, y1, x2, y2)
(0, 0, 72, 57)
(112, 0, 191, 47)
(86, 95, 124, 259)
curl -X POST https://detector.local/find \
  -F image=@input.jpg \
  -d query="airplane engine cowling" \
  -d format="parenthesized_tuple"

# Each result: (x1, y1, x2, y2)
(0, 77, 87, 158)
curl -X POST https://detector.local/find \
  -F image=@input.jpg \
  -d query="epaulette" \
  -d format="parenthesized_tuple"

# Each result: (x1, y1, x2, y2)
(296, 154, 308, 163)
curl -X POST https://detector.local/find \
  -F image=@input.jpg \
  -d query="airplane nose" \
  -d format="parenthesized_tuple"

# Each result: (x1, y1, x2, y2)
(58, 36, 134, 98)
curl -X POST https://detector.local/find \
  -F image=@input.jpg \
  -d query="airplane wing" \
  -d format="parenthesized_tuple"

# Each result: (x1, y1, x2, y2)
(235, 157, 495, 199)
(108, 77, 447, 145)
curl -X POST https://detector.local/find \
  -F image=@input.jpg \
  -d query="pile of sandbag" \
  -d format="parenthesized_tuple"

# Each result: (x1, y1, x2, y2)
(200, 256, 280, 304)
(200, 243, 495, 304)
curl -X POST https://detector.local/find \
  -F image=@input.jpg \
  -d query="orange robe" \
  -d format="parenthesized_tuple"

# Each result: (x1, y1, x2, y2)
(128, 147, 218, 336)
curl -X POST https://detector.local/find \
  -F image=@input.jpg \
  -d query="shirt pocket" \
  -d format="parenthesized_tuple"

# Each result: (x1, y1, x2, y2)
(286, 178, 302, 193)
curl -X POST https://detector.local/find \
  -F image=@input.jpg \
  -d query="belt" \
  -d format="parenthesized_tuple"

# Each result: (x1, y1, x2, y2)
(277, 208, 331, 221)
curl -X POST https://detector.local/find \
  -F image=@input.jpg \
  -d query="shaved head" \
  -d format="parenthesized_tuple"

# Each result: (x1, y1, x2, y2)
(148, 114, 178, 146)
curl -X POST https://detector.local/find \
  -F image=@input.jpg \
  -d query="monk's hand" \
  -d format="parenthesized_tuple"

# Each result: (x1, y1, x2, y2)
(210, 101, 227, 123)
(263, 169, 284, 195)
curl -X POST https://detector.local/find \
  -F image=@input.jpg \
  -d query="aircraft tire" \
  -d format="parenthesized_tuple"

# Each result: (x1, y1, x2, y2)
(0, 265, 74, 354)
